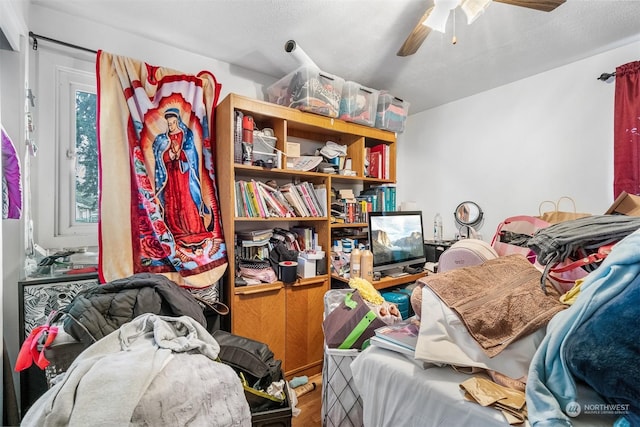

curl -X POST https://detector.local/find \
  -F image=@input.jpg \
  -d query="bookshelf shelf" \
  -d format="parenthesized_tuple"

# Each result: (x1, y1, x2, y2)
(331, 272, 427, 291)
(235, 216, 327, 222)
(215, 93, 398, 378)
(331, 222, 368, 229)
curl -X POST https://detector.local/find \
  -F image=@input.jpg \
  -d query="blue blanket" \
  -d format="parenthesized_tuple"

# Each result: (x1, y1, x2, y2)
(564, 276, 640, 425)
(526, 228, 640, 427)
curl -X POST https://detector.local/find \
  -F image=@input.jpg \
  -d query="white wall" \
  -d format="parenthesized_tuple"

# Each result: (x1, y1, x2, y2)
(397, 39, 640, 242)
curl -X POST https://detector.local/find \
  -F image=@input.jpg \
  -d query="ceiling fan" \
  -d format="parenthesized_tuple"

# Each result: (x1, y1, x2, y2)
(397, 0, 566, 56)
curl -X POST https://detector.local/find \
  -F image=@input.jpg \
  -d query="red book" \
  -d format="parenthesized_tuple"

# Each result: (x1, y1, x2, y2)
(369, 144, 387, 179)
(369, 150, 382, 179)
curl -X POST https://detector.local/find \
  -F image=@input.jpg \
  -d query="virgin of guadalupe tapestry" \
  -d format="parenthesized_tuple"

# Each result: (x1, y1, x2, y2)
(97, 51, 227, 288)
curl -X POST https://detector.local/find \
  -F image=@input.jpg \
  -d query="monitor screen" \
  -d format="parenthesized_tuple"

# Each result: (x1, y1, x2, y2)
(367, 211, 426, 276)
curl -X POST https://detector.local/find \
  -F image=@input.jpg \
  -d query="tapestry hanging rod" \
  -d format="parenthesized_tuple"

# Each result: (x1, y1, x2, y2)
(597, 71, 616, 82)
(28, 31, 97, 54)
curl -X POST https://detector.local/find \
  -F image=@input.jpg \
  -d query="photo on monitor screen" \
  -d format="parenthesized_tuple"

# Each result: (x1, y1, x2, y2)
(368, 211, 426, 275)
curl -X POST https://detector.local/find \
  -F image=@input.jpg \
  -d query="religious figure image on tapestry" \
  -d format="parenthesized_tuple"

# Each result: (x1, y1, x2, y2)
(97, 50, 227, 287)
(137, 104, 225, 273)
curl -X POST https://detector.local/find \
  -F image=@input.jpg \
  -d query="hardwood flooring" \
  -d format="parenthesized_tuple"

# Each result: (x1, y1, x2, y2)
(291, 373, 323, 427)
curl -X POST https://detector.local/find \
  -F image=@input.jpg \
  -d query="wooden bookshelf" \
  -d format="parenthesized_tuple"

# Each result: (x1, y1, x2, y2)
(215, 93, 398, 377)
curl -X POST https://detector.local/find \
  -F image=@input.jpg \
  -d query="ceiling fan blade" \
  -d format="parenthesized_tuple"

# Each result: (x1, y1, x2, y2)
(493, 0, 566, 12)
(397, 6, 434, 57)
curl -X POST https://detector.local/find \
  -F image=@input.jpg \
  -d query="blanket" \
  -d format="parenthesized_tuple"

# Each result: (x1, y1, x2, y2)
(564, 276, 640, 425)
(421, 254, 565, 357)
(526, 228, 640, 427)
(21, 313, 251, 427)
(97, 51, 227, 288)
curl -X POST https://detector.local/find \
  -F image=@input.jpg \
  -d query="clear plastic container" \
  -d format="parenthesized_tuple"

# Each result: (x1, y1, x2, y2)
(266, 65, 345, 118)
(375, 91, 410, 133)
(339, 81, 379, 127)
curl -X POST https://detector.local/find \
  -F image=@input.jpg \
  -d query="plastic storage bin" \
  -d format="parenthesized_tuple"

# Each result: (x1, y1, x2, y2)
(375, 92, 410, 133)
(267, 65, 345, 118)
(338, 82, 379, 127)
(252, 131, 278, 166)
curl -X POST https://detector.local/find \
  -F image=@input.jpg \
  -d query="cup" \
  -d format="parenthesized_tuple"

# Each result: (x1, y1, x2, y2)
(279, 261, 298, 284)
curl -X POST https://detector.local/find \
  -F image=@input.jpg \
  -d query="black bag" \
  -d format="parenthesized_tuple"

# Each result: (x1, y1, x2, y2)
(212, 330, 285, 412)
(268, 241, 299, 274)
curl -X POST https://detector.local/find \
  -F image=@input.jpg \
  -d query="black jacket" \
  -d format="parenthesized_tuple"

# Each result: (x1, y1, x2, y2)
(54, 273, 206, 346)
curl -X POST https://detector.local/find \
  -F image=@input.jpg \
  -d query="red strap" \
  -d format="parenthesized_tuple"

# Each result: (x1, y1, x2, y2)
(549, 243, 616, 281)
(14, 325, 59, 371)
(15, 326, 45, 371)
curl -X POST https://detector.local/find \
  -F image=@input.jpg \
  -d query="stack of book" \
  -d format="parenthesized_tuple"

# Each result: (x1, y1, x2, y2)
(235, 229, 274, 259)
(369, 317, 420, 356)
(359, 184, 396, 212)
(366, 143, 390, 179)
(234, 179, 326, 219)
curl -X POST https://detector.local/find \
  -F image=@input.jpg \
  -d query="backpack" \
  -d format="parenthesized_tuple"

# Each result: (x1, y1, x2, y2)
(212, 330, 285, 412)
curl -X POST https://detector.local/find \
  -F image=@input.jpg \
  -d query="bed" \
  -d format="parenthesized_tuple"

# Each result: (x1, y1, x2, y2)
(349, 244, 640, 427)
(351, 346, 616, 427)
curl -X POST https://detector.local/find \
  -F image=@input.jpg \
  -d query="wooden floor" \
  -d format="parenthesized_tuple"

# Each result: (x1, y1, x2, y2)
(291, 373, 323, 427)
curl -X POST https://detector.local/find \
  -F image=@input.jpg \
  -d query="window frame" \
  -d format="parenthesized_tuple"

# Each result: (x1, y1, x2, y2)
(32, 44, 98, 250)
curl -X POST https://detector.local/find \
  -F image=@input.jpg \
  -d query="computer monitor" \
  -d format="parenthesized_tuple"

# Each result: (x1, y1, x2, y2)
(367, 210, 427, 277)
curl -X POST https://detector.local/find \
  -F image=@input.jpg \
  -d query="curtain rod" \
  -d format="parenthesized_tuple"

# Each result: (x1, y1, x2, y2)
(28, 31, 97, 54)
(597, 72, 616, 82)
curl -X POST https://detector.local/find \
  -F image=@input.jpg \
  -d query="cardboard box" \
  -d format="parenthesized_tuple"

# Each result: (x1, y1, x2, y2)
(605, 191, 640, 216)
(297, 255, 316, 278)
(286, 142, 300, 157)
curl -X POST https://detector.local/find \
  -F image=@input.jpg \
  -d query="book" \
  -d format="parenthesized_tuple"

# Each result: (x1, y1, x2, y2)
(250, 180, 268, 218)
(369, 335, 415, 357)
(369, 150, 382, 178)
(236, 228, 274, 241)
(234, 110, 243, 164)
(237, 180, 254, 217)
(255, 180, 287, 217)
(304, 181, 325, 217)
(245, 180, 263, 217)
(369, 144, 387, 179)
(313, 183, 327, 217)
(296, 183, 319, 217)
(373, 317, 420, 352)
(281, 183, 309, 217)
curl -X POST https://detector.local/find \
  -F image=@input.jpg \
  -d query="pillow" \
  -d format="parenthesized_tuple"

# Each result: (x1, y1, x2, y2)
(414, 285, 546, 380)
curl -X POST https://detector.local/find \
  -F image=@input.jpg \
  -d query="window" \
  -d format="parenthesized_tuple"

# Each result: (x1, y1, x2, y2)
(33, 45, 98, 249)
(73, 91, 98, 224)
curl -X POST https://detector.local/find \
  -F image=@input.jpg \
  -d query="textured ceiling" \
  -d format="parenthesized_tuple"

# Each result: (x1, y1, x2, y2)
(32, 0, 640, 114)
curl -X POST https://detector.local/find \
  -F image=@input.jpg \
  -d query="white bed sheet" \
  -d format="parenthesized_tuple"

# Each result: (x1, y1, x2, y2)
(351, 345, 617, 427)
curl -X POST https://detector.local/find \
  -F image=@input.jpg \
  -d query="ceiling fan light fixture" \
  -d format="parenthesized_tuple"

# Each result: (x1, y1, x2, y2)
(461, 0, 492, 24)
(423, 0, 461, 33)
